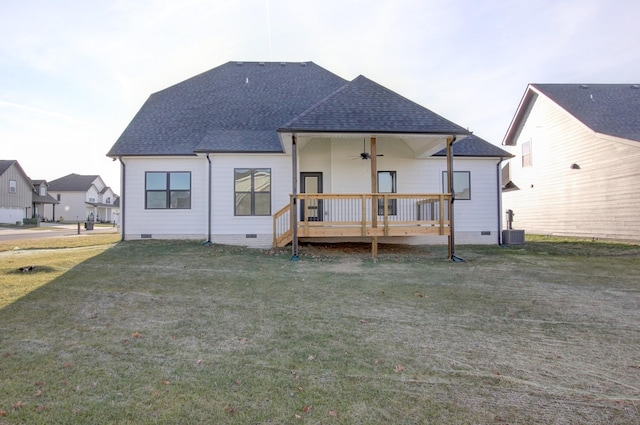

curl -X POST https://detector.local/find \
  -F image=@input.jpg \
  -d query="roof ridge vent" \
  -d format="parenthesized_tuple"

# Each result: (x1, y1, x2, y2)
(258, 62, 265, 66)
(280, 62, 286, 67)
(580, 84, 589, 89)
(300, 62, 307, 67)
(236, 61, 243, 66)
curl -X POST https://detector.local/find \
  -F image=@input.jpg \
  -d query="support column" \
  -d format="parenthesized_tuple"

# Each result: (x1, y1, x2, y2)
(291, 135, 299, 261)
(446, 136, 462, 262)
(370, 137, 378, 259)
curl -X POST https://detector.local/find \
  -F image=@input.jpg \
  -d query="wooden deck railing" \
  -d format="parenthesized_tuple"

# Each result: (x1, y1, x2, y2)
(273, 193, 452, 247)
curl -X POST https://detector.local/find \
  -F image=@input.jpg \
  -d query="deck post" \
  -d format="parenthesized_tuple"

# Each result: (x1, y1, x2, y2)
(370, 137, 378, 258)
(291, 134, 299, 261)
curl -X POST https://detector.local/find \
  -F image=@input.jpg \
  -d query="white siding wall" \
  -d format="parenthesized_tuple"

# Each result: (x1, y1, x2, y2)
(123, 157, 208, 240)
(120, 143, 502, 247)
(210, 154, 291, 248)
(503, 94, 640, 240)
(311, 137, 501, 244)
(46, 192, 88, 222)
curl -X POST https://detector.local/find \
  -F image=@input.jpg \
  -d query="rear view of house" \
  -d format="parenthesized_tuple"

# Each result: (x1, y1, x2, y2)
(502, 84, 640, 241)
(108, 61, 511, 255)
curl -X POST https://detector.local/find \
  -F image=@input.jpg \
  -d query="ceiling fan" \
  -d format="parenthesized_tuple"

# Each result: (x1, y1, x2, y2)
(353, 139, 383, 160)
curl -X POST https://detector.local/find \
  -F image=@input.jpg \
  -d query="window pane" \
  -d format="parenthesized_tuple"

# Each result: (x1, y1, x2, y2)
(235, 193, 252, 215)
(443, 171, 471, 200)
(170, 172, 190, 190)
(171, 191, 191, 208)
(253, 169, 271, 192)
(254, 193, 271, 215)
(235, 169, 251, 192)
(453, 173, 470, 200)
(146, 191, 167, 208)
(146, 172, 167, 190)
(378, 171, 395, 193)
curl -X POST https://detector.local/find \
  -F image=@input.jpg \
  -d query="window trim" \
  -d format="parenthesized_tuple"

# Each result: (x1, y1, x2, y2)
(9, 179, 16, 194)
(442, 171, 471, 200)
(145, 171, 192, 210)
(234, 168, 272, 216)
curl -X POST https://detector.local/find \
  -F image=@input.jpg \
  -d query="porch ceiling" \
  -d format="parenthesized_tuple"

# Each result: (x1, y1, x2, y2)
(279, 132, 466, 158)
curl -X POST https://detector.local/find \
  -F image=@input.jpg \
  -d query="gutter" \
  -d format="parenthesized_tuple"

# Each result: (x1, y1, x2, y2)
(118, 157, 125, 241)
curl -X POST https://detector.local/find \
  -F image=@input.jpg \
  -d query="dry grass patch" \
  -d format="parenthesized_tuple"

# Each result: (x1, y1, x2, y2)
(0, 239, 639, 424)
(0, 234, 120, 308)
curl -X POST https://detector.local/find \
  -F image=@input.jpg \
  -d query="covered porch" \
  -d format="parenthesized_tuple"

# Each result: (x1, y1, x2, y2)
(273, 134, 463, 259)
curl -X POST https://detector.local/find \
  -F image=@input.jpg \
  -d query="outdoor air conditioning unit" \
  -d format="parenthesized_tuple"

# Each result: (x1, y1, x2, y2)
(502, 229, 525, 245)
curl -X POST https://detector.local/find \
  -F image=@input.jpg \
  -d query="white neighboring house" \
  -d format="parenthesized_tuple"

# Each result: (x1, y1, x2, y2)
(107, 61, 512, 256)
(0, 160, 32, 224)
(502, 83, 640, 241)
(44, 174, 120, 223)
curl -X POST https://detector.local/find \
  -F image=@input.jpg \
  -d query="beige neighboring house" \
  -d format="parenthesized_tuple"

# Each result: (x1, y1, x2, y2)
(502, 83, 640, 241)
(0, 160, 32, 224)
(44, 173, 120, 223)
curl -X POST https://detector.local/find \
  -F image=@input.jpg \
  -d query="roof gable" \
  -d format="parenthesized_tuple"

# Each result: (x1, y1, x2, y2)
(0, 160, 33, 186)
(505, 84, 640, 145)
(280, 75, 469, 135)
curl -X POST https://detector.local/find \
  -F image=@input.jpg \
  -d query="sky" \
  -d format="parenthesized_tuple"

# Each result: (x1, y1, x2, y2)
(2, 0, 639, 193)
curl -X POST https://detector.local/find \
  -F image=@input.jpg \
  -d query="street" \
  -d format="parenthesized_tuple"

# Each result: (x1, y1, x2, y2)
(0, 223, 118, 242)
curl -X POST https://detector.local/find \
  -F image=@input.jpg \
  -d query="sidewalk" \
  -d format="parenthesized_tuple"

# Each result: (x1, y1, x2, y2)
(0, 222, 119, 241)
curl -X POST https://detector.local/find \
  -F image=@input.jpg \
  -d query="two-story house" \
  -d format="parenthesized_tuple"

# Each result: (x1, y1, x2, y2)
(44, 173, 119, 223)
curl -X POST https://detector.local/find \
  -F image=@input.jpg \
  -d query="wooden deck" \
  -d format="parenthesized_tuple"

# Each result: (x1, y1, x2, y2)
(273, 193, 452, 247)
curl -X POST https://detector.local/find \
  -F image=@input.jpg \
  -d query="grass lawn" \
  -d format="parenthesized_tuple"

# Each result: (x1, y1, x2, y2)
(0, 237, 639, 424)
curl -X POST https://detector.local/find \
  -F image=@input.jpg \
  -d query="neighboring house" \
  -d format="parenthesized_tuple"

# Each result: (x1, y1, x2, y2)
(107, 61, 511, 256)
(0, 160, 32, 224)
(502, 83, 640, 241)
(30, 179, 59, 221)
(44, 174, 120, 223)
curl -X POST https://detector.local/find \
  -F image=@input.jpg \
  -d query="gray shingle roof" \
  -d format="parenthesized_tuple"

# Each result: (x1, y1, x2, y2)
(0, 160, 17, 176)
(433, 134, 513, 157)
(48, 174, 99, 191)
(109, 61, 348, 155)
(108, 61, 484, 157)
(532, 84, 640, 142)
(280, 75, 470, 135)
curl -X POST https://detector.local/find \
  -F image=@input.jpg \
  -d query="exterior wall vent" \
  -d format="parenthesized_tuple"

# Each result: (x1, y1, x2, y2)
(481, 231, 491, 236)
(245, 234, 257, 238)
(141, 234, 152, 239)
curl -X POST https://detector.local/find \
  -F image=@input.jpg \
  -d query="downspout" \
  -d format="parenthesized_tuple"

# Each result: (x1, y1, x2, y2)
(291, 134, 299, 261)
(204, 154, 212, 245)
(118, 157, 126, 241)
(496, 158, 504, 245)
